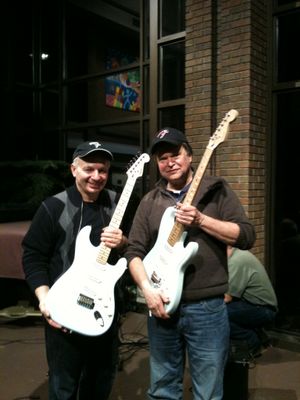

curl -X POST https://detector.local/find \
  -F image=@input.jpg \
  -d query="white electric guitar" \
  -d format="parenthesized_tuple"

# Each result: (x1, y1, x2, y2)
(45, 153, 150, 336)
(143, 110, 239, 314)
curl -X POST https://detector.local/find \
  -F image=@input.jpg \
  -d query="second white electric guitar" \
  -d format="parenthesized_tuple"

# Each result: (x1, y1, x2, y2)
(143, 110, 239, 314)
(45, 153, 150, 336)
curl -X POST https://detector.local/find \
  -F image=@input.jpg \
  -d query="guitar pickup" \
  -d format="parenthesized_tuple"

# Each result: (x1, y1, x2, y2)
(151, 271, 161, 285)
(77, 294, 95, 309)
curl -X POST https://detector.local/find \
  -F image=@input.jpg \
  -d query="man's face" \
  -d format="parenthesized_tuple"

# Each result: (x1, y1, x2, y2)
(71, 154, 110, 201)
(155, 144, 192, 188)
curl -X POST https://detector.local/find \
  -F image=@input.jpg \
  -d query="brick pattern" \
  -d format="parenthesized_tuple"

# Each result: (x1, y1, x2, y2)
(185, 0, 268, 260)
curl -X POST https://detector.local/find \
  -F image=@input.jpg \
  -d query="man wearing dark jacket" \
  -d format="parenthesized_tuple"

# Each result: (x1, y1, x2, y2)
(125, 127, 256, 400)
(22, 141, 129, 400)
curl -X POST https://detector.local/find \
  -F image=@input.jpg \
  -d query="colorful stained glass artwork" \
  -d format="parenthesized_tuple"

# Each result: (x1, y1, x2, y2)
(105, 71, 140, 112)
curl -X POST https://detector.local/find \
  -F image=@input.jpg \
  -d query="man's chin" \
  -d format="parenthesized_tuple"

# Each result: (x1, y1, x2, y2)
(88, 186, 102, 193)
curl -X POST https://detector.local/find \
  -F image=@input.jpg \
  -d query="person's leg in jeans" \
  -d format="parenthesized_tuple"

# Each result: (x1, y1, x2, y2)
(45, 325, 81, 400)
(185, 298, 230, 400)
(227, 300, 276, 350)
(147, 312, 185, 400)
(147, 297, 229, 400)
(45, 319, 119, 400)
(78, 321, 119, 400)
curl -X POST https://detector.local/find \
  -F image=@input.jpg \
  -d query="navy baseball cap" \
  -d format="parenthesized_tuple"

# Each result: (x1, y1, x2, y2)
(150, 127, 188, 154)
(72, 141, 113, 161)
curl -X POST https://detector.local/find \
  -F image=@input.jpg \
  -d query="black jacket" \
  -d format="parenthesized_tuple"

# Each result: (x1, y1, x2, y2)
(22, 184, 125, 292)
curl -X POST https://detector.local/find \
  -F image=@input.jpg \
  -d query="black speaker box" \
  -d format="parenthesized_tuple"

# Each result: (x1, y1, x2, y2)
(223, 360, 249, 400)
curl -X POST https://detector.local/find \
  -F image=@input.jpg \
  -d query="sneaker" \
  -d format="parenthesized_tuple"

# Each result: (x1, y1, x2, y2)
(248, 345, 263, 359)
(248, 342, 271, 359)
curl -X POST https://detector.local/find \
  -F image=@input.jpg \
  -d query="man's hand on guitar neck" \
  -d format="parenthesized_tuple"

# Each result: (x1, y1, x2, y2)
(175, 203, 205, 227)
(101, 227, 127, 250)
(175, 202, 240, 245)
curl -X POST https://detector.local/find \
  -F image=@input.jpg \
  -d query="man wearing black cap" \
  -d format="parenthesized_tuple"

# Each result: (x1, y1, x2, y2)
(22, 141, 129, 400)
(125, 128, 256, 400)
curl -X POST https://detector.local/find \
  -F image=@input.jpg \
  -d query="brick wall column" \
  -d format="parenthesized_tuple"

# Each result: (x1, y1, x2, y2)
(185, 0, 268, 259)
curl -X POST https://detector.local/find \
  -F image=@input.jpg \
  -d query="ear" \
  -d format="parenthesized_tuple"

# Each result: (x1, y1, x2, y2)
(70, 163, 77, 178)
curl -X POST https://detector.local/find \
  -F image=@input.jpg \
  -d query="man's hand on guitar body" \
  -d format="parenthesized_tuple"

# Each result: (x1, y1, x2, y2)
(140, 279, 170, 319)
(35, 285, 67, 331)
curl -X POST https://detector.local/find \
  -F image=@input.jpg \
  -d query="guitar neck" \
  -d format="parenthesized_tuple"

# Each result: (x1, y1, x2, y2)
(96, 179, 135, 265)
(167, 109, 238, 247)
(167, 147, 214, 246)
(183, 147, 213, 206)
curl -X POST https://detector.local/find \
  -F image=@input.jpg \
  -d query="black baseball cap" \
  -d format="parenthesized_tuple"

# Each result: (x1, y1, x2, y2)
(150, 127, 188, 154)
(72, 141, 113, 161)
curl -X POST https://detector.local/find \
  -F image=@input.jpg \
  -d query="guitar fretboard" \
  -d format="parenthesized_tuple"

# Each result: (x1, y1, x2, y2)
(95, 152, 150, 265)
(96, 180, 134, 265)
(167, 109, 238, 247)
(167, 148, 213, 246)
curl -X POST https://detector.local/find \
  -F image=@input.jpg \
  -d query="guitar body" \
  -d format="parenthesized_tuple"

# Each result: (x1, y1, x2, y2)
(45, 225, 127, 336)
(45, 153, 150, 336)
(143, 206, 199, 314)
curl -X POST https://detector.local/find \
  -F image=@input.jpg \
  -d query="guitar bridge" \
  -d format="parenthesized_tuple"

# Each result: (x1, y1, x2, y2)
(77, 294, 95, 310)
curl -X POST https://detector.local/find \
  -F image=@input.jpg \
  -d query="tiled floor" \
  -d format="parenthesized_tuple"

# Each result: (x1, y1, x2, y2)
(1, 311, 300, 400)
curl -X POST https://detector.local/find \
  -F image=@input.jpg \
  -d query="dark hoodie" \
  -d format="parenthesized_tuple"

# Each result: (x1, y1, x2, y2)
(125, 175, 256, 301)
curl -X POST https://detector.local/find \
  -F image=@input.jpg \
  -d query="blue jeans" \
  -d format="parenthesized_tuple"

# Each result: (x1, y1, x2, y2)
(45, 319, 119, 400)
(147, 297, 230, 400)
(226, 300, 276, 349)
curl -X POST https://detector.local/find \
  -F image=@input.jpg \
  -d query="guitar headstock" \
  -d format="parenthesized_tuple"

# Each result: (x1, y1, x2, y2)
(207, 109, 239, 150)
(126, 152, 150, 180)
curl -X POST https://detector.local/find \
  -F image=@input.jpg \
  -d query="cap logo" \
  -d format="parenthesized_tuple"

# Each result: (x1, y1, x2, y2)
(157, 129, 169, 139)
(89, 141, 102, 148)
